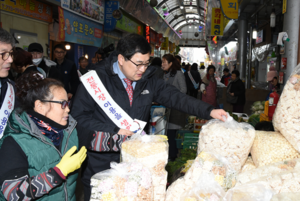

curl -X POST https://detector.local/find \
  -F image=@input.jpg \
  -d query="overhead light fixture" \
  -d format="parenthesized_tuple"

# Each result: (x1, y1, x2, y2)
(270, 8, 276, 27)
(235, 38, 238, 40)
(212, 54, 215, 57)
(195, 26, 197, 28)
(85, 54, 88, 59)
(189, 26, 192, 28)
(17, 36, 21, 39)
(190, 6, 193, 9)
(252, 28, 257, 39)
(247, 31, 249, 33)
(65, 44, 71, 50)
(180, 6, 184, 9)
(162, 5, 168, 15)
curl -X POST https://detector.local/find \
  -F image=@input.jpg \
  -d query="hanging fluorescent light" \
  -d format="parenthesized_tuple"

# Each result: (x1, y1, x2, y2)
(190, 6, 193, 9)
(189, 26, 192, 28)
(180, 6, 184, 9)
(195, 26, 197, 28)
(252, 28, 257, 39)
(235, 38, 238, 40)
(270, 8, 276, 27)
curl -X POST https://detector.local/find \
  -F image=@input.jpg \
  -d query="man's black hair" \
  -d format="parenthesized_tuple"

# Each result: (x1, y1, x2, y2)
(223, 68, 230, 73)
(200, 65, 205, 69)
(175, 55, 181, 62)
(79, 56, 87, 63)
(232, 70, 240, 77)
(53, 44, 66, 51)
(116, 33, 151, 60)
(0, 28, 14, 46)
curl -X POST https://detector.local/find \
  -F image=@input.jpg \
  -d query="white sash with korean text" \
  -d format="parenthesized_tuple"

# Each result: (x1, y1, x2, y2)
(0, 83, 15, 139)
(80, 71, 146, 134)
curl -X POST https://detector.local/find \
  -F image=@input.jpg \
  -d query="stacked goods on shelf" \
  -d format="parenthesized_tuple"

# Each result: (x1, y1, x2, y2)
(122, 135, 168, 201)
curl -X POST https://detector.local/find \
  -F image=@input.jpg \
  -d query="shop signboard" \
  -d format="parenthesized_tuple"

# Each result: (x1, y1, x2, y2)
(220, 0, 238, 19)
(1, 0, 52, 23)
(58, 7, 103, 47)
(150, 29, 157, 44)
(104, 1, 119, 32)
(211, 8, 224, 36)
(61, 0, 105, 24)
(145, 26, 150, 43)
(282, 0, 287, 14)
(161, 37, 169, 50)
(157, 33, 163, 46)
(116, 13, 143, 35)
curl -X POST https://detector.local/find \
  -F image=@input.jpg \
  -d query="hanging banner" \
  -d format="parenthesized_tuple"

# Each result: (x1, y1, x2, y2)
(58, 7, 103, 47)
(220, 0, 238, 19)
(145, 26, 150, 43)
(282, 0, 287, 14)
(161, 37, 169, 50)
(104, 1, 119, 32)
(116, 12, 143, 35)
(211, 8, 224, 36)
(61, 0, 104, 24)
(1, 0, 52, 23)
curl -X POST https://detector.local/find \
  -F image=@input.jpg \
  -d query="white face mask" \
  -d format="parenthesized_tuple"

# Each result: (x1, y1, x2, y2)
(32, 58, 43, 66)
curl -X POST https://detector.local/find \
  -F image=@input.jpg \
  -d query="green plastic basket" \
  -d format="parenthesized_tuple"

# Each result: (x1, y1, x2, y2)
(175, 138, 183, 149)
(183, 141, 198, 149)
(184, 133, 199, 142)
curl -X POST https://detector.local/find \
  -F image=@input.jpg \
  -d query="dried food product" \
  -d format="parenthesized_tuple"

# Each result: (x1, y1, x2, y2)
(166, 152, 237, 201)
(198, 115, 255, 172)
(223, 183, 273, 201)
(273, 63, 300, 152)
(237, 158, 300, 186)
(246, 171, 300, 194)
(270, 192, 300, 201)
(180, 173, 225, 201)
(251, 131, 300, 167)
(241, 157, 256, 173)
(122, 135, 168, 201)
(90, 162, 153, 201)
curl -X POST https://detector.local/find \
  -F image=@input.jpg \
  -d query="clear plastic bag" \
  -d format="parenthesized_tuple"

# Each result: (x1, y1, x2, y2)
(251, 131, 300, 167)
(271, 192, 300, 201)
(180, 173, 225, 201)
(223, 183, 274, 201)
(121, 134, 168, 201)
(165, 152, 237, 201)
(273, 63, 300, 152)
(241, 157, 256, 173)
(90, 162, 153, 201)
(198, 114, 255, 172)
(237, 158, 300, 186)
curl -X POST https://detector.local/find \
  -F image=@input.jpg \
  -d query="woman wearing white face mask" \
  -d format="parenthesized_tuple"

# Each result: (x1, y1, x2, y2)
(12, 47, 47, 79)
(28, 43, 62, 80)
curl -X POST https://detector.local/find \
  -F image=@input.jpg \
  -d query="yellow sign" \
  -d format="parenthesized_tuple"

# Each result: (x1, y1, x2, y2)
(220, 0, 238, 19)
(221, 58, 225, 65)
(211, 8, 224, 36)
(283, 0, 287, 14)
(161, 37, 169, 51)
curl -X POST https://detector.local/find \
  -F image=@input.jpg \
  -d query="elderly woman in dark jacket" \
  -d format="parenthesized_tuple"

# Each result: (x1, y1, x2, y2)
(228, 70, 246, 113)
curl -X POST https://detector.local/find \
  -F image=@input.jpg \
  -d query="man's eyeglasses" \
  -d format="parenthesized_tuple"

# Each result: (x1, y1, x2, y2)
(128, 59, 150, 69)
(41, 100, 70, 109)
(0, 51, 13, 61)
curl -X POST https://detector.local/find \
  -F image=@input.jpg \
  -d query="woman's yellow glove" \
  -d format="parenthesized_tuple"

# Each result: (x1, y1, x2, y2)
(56, 146, 87, 177)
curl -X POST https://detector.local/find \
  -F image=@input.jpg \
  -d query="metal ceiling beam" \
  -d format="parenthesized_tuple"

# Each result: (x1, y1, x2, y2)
(165, 5, 204, 14)
(156, 0, 168, 9)
(172, 18, 204, 29)
(169, 13, 204, 24)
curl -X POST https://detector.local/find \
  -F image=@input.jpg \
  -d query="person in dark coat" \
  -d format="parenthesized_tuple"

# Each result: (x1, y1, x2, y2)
(53, 44, 80, 100)
(228, 70, 246, 113)
(185, 63, 201, 98)
(221, 68, 231, 86)
(70, 33, 227, 201)
(78, 56, 89, 76)
(151, 57, 164, 79)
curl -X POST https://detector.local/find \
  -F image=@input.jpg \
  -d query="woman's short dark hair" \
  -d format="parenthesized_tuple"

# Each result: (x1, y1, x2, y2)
(162, 54, 181, 77)
(151, 57, 162, 67)
(232, 70, 240, 77)
(207, 65, 216, 74)
(13, 47, 33, 68)
(116, 33, 151, 60)
(191, 63, 198, 71)
(0, 28, 14, 46)
(16, 71, 65, 112)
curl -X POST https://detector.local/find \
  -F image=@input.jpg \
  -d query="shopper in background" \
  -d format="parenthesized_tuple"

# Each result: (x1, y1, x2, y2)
(162, 54, 187, 161)
(13, 47, 44, 79)
(151, 57, 164, 79)
(175, 55, 186, 74)
(28, 42, 61, 80)
(91, 57, 97, 64)
(269, 76, 280, 93)
(78, 56, 89, 76)
(199, 65, 206, 79)
(227, 70, 245, 113)
(0, 72, 87, 200)
(201, 65, 217, 107)
(221, 68, 231, 86)
(185, 63, 201, 98)
(54, 44, 80, 100)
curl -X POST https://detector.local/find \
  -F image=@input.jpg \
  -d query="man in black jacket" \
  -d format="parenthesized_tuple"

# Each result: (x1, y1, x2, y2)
(53, 44, 80, 100)
(71, 33, 226, 201)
